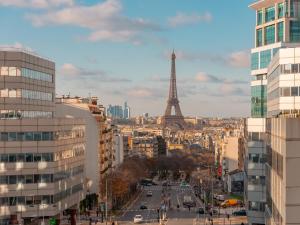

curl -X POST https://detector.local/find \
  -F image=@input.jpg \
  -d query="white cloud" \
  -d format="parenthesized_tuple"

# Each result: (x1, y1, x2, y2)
(0, 0, 73, 9)
(59, 63, 131, 82)
(168, 12, 212, 27)
(25, 0, 161, 43)
(228, 50, 250, 68)
(60, 63, 80, 76)
(164, 49, 250, 69)
(195, 72, 221, 83)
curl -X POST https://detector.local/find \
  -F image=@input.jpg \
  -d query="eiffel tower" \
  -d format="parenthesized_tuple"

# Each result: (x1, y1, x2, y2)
(162, 51, 185, 129)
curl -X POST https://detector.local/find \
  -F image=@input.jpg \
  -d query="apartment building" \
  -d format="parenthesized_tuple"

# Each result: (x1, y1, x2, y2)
(55, 96, 117, 205)
(0, 49, 85, 225)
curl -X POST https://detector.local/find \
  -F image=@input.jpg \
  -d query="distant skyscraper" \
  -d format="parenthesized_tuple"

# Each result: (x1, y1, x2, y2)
(124, 101, 131, 119)
(107, 104, 124, 119)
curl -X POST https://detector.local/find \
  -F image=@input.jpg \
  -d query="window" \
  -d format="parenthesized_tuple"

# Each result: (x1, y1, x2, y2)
(1, 154, 8, 162)
(1, 67, 8, 76)
(282, 64, 292, 73)
(290, 21, 300, 42)
(8, 67, 17, 76)
(292, 64, 299, 73)
(9, 175, 17, 184)
(277, 22, 284, 42)
(265, 6, 275, 22)
(25, 132, 34, 141)
(257, 10, 263, 25)
(25, 153, 33, 162)
(265, 25, 275, 45)
(17, 196, 25, 205)
(8, 154, 16, 163)
(0, 176, 8, 184)
(8, 132, 16, 141)
(25, 196, 34, 205)
(16, 154, 25, 162)
(260, 50, 272, 69)
(1, 132, 8, 141)
(17, 175, 25, 184)
(25, 175, 34, 184)
(282, 87, 291, 96)
(278, 3, 284, 18)
(256, 29, 263, 47)
(9, 197, 17, 206)
(34, 154, 42, 162)
(251, 53, 259, 70)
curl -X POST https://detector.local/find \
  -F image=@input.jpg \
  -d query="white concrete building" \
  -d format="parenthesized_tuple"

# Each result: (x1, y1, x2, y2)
(55, 97, 103, 195)
(264, 47, 300, 225)
(247, 1, 300, 224)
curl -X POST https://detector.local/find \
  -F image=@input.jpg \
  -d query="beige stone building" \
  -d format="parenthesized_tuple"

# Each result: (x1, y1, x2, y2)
(0, 49, 85, 225)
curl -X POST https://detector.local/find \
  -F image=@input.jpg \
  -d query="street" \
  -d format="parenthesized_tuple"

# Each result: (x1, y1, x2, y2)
(114, 182, 247, 225)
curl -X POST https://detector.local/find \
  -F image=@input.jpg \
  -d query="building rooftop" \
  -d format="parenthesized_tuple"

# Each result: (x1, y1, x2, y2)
(249, 0, 282, 10)
(0, 46, 53, 62)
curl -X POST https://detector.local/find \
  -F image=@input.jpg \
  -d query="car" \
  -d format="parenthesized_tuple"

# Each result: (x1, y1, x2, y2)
(146, 191, 153, 197)
(133, 215, 143, 223)
(216, 194, 225, 201)
(140, 204, 147, 210)
(197, 207, 205, 214)
(232, 209, 247, 216)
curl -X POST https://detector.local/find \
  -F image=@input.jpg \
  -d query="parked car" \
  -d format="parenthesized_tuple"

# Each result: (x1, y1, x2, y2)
(133, 215, 143, 223)
(146, 191, 153, 197)
(140, 204, 147, 210)
(232, 209, 247, 216)
(216, 194, 225, 201)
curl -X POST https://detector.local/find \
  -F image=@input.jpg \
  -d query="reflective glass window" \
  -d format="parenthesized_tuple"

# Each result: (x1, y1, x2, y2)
(25, 153, 33, 162)
(277, 22, 284, 42)
(8, 132, 16, 141)
(1, 132, 8, 141)
(265, 25, 275, 45)
(265, 6, 275, 22)
(256, 29, 263, 47)
(9, 175, 17, 184)
(290, 21, 300, 42)
(8, 154, 16, 162)
(260, 50, 272, 69)
(25, 132, 33, 141)
(278, 3, 284, 18)
(257, 10, 263, 25)
(25, 175, 34, 184)
(291, 86, 298, 96)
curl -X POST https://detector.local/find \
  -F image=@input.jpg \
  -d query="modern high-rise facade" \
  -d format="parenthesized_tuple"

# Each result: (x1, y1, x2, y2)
(107, 105, 123, 119)
(0, 49, 86, 225)
(123, 101, 130, 119)
(246, 1, 300, 225)
(265, 47, 300, 225)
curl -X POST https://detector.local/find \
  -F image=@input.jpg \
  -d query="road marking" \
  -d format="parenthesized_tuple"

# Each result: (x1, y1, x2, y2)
(121, 189, 144, 217)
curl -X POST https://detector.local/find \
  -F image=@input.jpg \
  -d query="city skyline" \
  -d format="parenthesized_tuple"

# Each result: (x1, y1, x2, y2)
(0, 0, 254, 117)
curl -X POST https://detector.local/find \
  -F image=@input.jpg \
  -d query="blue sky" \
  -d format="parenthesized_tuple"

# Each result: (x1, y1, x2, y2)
(0, 0, 256, 117)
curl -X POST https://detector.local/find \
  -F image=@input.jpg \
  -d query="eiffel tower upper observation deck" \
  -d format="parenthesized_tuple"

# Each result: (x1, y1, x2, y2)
(162, 51, 185, 129)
